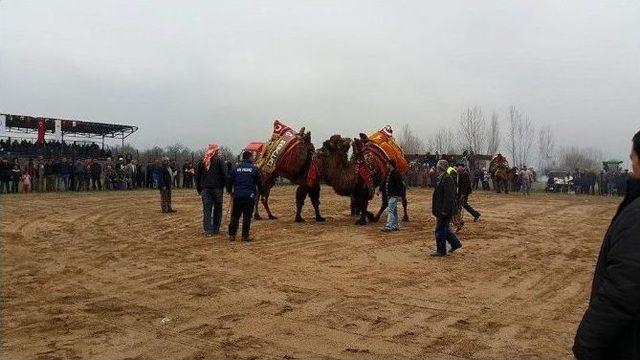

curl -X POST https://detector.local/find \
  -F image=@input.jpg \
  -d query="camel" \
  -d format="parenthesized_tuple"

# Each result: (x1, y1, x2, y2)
(253, 121, 325, 223)
(313, 135, 409, 225)
(489, 154, 517, 194)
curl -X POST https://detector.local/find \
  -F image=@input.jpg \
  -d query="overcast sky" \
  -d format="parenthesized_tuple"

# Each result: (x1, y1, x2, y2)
(1, 1, 638, 162)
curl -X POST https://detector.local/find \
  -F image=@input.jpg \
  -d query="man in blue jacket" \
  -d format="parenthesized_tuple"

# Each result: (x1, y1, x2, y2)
(227, 151, 261, 242)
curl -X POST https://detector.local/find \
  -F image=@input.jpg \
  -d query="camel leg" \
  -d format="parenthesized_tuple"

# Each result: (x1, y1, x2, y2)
(401, 194, 409, 222)
(261, 189, 277, 220)
(309, 185, 325, 222)
(295, 186, 307, 223)
(354, 193, 368, 225)
(374, 189, 388, 222)
(254, 193, 263, 220)
(350, 195, 358, 216)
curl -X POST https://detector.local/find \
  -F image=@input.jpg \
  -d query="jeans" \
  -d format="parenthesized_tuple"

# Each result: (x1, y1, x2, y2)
(0, 179, 10, 193)
(202, 188, 224, 234)
(59, 174, 70, 191)
(228, 197, 255, 239)
(384, 196, 400, 230)
(435, 216, 462, 255)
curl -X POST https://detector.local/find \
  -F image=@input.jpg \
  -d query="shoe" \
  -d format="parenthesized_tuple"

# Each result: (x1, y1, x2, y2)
(392, 227, 400, 231)
(430, 251, 447, 257)
(229, 235, 236, 242)
(473, 214, 481, 222)
(242, 237, 252, 242)
(168, 209, 177, 213)
(381, 228, 393, 233)
(449, 244, 462, 253)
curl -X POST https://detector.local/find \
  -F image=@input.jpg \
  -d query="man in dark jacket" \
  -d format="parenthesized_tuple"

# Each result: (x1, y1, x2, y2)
(573, 130, 640, 359)
(227, 151, 260, 242)
(456, 163, 481, 222)
(196, 145, 227, 236)
(382, 159, 405, 232)
(431, 159, 462, 256)
(89, 158, 102, 191)
(158, 157, 175, 213)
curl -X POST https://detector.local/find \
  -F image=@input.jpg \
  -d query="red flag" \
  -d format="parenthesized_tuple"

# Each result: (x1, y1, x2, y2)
(37, 119, 45, 144)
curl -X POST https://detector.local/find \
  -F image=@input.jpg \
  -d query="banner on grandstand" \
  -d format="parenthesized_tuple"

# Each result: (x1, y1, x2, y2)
(0, 114, 5, 136)
(37, 119, 46, 144)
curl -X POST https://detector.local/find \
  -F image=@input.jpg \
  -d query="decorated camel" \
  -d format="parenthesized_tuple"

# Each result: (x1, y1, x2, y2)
(253, 120, 325, 223)
(310, 126, 409, 225)
(489, 154, 518, 193)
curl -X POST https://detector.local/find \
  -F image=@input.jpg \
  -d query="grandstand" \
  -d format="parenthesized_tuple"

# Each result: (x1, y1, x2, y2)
(0, 114, 138, 159)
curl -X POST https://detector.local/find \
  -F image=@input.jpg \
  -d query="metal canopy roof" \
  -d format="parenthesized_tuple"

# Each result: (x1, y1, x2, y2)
(2, 114, 138, 140)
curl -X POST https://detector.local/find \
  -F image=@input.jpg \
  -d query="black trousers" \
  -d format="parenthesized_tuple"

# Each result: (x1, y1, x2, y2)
(459, 194, 480, 218)
(228, 197, 255, 239)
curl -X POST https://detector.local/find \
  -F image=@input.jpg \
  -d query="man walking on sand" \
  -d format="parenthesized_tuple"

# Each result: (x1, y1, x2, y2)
(431, 160, 462, 257)
(456, 162, 481, 222)
(381, 159, 405, 232)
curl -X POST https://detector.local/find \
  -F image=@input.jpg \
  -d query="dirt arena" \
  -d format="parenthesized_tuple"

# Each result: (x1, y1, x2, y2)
(1, 187, 619, 359)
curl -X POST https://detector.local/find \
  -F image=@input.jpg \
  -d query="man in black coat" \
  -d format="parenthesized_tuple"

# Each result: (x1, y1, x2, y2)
(573, 130, 640, 359)
(456, 163, 481, 221)
(158, 157, 175, 213)
(196, 146, 227, 236)
(431, 159, 462, 256)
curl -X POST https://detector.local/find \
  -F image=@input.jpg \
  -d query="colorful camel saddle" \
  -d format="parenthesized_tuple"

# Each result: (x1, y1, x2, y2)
(255, 120, 303, 177)
(362, 125, 409, 176)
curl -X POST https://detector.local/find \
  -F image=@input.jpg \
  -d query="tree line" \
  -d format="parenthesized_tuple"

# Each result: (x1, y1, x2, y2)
(397, 105, 605, 173)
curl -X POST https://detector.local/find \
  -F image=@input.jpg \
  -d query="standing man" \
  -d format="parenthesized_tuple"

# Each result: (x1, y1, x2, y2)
(456, 163, 481, 222)
(196, 144, 227, 236)
(35, 156, 46, 192)
(90, 158, 102, 190)
(44, 159, 56, 192)
(58, 157, 71, 191)
(158, 157, 176, 213)
(227, 151, 260, 242)
(520, 166, 533, 195)
(431, 160, 463, 256)
(381, 159, 405, 232)
(573, 130, 640, 359)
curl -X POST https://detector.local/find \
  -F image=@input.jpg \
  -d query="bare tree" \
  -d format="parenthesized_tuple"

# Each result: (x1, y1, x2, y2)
(458, 106, 486, 153)
(397, 123, 425, 154)
(537, 126, 555, 172)
(486, 112, 501, 155)
(165, 143, 191, 164)
(559, 146, 603, 171)
(507, 106, 535, 167)
(218, 146, 236, 163)
(425, 127, 456, 154)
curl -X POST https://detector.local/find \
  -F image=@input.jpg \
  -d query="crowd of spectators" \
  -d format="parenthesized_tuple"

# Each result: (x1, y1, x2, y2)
(0, 155, 198, 194)
(0, 138, 111, 159)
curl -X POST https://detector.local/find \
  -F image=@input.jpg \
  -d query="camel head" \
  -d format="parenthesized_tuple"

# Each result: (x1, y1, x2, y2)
(316, 135, 352, 163)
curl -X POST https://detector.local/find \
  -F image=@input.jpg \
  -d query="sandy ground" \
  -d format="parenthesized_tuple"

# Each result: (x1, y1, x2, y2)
(1, 186, 620, 359)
